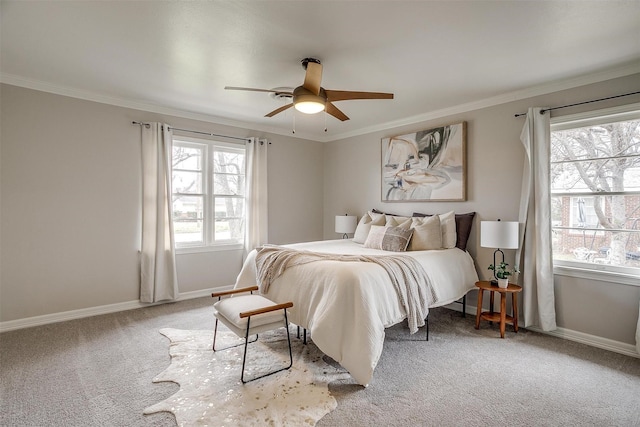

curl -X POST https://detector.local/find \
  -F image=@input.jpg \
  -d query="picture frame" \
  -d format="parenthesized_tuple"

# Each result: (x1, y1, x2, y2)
(381, 122, 466, 202)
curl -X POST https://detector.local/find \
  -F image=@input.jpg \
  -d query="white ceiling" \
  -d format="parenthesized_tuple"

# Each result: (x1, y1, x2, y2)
(2, 1, 640, 141)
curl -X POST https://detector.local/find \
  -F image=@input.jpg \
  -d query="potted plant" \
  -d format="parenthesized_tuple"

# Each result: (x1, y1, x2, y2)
(488, 262, 519, 288)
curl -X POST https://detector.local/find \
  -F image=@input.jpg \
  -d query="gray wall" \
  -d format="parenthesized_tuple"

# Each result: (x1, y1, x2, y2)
(2, 76, 639, 347)
(0, 84, 323, 322)
(323, 73, 640, 345)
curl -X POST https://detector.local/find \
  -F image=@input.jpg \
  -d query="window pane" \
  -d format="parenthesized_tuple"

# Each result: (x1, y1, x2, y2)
(214, 197, 244, 219)
(172, 170, 203, 194)
(551, 194, 640, 269)
(213, 150, 245, 174)
(552, 228, 640, 269)
(214, 197, 244, 242)
(172, 195, 204, 243)
(215, 218, 244, 242)
(172, 145, 202, 170)
(551, 159, 631, 192)
(550, 121, 640, 194)
(214, 173, 245, 196)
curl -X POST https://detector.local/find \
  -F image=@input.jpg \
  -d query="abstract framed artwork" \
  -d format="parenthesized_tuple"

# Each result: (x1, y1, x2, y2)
(381, 122, 466, 202)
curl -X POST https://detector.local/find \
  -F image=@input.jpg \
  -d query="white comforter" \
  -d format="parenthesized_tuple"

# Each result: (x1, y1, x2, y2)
(235, 239, 479, 386)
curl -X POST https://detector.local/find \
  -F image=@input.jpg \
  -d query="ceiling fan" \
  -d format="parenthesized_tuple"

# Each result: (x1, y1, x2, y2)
(225, 58, 394, 121)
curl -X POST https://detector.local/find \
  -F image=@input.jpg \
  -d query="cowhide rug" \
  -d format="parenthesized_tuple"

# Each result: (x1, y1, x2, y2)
(144, 328, 348, 426)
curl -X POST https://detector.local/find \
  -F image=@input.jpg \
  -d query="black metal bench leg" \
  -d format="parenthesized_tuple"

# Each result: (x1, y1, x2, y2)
(241, 310, 294, 384)
(426, 314, 429, 341)
(462, 295, 466, 318)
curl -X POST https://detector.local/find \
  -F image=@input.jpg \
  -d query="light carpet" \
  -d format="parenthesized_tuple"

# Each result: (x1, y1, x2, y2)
(144, 328, 349, 426)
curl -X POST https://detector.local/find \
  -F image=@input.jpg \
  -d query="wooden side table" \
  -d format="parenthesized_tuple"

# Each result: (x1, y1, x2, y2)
(475, 280, 522, 338)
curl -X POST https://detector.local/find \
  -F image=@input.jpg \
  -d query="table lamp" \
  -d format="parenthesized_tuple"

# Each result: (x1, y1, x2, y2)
(335, 215, 357, 239)
(480, 220, 519, 283)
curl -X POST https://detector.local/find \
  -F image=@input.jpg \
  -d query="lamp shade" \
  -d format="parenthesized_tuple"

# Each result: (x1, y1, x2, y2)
(335, 215, 357, 235)
(480, 221, 519, 249)
(293, 87, 326, 114)
(294, 99, 325, 114)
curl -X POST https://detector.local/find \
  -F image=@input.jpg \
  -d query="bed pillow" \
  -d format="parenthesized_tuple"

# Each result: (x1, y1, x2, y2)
(353, 211, 387, 244)
(364, 225, 413, 252)
(372, 208, 401, 216)
(438, 211, 457, 249)
(410, 212, 454, 249)
(386, 215, 412, 229)
(408, 215, 442, 251)
(413, 211, 476, 251)
(453, 212, 476, 251)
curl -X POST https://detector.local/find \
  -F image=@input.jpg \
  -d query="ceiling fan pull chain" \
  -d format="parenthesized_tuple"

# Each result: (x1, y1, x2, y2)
(324, 110, 328, 132)
(292, 111, 296, 134)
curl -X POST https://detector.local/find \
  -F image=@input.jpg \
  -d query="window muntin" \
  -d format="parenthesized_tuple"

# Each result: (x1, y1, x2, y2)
(550, 105, 640, 279)
(172, 138, 245, 249)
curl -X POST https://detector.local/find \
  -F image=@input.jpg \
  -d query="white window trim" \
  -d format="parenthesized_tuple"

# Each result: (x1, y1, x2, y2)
(553, 263, 639, 287)
(172, 136, 246, 253)
(176, 243, 244, 255)
(550, 102, 640, 284)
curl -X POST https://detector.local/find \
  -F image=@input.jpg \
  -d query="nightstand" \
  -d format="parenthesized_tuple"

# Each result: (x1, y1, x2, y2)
(475, 280, 522, 338)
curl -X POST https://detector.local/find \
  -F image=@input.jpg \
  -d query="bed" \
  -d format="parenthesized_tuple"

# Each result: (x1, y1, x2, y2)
(235, 237, 479, 387)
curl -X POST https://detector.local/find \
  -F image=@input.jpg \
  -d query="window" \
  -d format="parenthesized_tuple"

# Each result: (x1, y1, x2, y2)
(172, 137, 246, 251)
(550, 103, 640, 283)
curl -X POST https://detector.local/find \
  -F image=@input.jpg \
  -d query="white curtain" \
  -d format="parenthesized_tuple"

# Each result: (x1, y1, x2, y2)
(515, 107, 557, 331)
(245, 137, 269, 256)
(140, 123, 179, 303)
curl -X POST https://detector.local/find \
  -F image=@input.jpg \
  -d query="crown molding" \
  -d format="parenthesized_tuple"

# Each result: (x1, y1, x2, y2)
(0, 73, 323, 142)
(3, 60, 639, 143)
(326, 60, 640, 142)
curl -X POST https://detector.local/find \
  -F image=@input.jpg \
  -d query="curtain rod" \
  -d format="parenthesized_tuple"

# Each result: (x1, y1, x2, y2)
(514, 90, 640, 118)
(131, 121, 250, 142)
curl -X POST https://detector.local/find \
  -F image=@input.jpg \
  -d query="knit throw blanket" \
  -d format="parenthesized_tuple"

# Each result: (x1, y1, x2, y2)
(255, 245, 439, 333)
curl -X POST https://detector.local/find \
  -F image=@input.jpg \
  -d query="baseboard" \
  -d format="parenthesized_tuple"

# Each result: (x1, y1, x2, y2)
(525, 325, 639, 359)
(0, 286, 233, 333)
(4, 292, 638, 360)
(443, 302, 639, 359)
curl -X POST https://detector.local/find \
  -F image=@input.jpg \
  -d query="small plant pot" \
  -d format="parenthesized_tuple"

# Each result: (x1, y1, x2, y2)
(497, 278, 509, 289)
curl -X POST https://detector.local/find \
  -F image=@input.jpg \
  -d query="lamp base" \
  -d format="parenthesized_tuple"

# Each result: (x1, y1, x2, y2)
(342, 233, 349, 239)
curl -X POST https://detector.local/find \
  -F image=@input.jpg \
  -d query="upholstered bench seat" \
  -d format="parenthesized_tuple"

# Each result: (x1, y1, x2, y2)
(211, 286, 293, 383)
(214, 294, 288, 336)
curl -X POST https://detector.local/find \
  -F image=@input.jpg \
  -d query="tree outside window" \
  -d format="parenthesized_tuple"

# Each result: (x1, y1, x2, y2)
(550, 107, 640, 275)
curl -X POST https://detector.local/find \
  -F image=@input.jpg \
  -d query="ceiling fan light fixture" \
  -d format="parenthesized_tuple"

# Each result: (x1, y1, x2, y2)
(293, 95, 326, 114)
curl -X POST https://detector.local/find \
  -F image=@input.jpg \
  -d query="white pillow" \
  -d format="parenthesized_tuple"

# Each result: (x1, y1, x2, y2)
(386, 215, 412, 229)
(412, 211, 456, 249)
(408, 215, 442, 251)
(353, 212, 386, 244)
(439, 211, 457, 249)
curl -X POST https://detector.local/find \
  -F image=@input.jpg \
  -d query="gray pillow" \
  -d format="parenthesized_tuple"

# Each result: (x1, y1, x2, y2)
(364, 225, 414, 252)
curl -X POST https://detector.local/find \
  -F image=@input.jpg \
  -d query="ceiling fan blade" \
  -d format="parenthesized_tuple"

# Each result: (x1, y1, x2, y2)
(325, 90, 394, 102)
(265, 103, 294, 117)
(325, 102, 350, 121)
(225, 86, 293, 95)
(303, 62, 323, 95)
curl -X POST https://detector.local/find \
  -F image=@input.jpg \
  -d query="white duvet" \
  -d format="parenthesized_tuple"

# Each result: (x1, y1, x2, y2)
(235, 239, 479, 386)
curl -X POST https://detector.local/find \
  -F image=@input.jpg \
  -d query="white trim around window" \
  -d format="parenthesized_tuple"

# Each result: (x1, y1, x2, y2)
(172, 135, 246, 253)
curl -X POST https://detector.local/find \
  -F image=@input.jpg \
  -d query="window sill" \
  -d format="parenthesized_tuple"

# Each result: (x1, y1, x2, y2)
(176, 243, 244, 255)
(553, 265, 639, 287)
